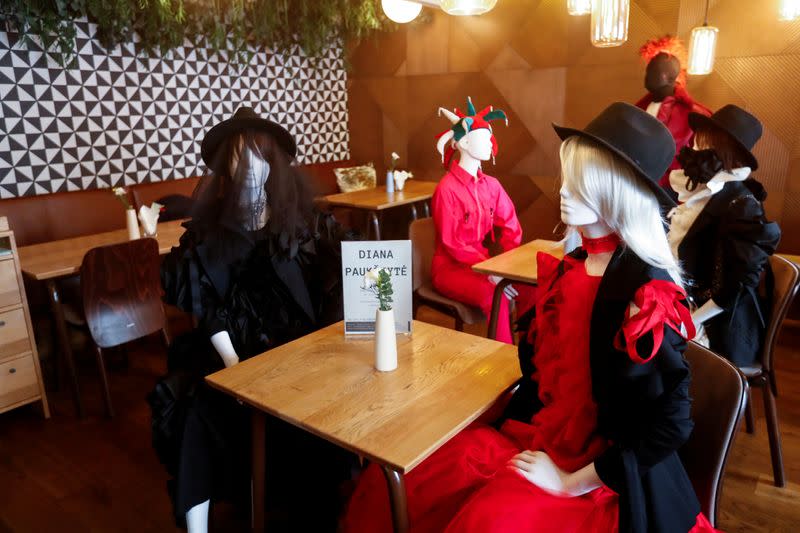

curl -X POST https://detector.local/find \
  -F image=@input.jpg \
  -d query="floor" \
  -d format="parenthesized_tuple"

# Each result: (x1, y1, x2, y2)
(0, 307, 799, 532)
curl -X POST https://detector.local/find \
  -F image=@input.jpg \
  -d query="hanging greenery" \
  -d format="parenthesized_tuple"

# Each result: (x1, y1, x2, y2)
(0, 0, 388, 65)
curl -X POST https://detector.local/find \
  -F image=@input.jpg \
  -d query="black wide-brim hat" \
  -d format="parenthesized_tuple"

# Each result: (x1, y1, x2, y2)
(553, 102, 677, 209)
(201, 107, 297, 171)
(688, 104, 761, 171)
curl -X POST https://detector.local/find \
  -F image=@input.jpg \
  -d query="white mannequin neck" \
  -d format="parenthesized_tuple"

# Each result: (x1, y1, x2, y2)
(458, 153, 481, 180)
(580, 220, 613, 240)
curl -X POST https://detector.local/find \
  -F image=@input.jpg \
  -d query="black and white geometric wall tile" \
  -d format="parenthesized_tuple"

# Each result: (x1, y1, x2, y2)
(0, 19, 350, 199)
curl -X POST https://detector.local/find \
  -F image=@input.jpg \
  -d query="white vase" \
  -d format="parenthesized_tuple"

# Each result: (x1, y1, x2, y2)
(374, 308, 398, 372)
(126, 208, 141, 240)
(385, 170, 395, 193)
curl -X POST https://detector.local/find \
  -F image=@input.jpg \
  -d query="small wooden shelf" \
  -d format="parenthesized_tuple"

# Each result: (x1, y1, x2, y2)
(0, 216, 49, 418)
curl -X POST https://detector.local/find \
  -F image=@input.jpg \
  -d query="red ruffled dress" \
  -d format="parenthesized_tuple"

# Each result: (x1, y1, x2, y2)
(342, 245, 719, 533)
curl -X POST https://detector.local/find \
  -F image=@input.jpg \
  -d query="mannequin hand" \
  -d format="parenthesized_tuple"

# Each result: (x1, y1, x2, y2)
(508, 451, 573, 497)
(503, 284, 519, 300)
(210, 331, 240, 368)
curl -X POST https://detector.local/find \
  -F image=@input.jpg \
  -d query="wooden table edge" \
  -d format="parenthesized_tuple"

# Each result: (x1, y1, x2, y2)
(322, 194, 434, 211)
(204, 374, 518, 474)
(470, 264, 539, 285)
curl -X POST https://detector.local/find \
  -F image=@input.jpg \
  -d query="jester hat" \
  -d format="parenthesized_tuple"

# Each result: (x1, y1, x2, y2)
(640, 35, 688, 87)
(436, 97, 508, 168)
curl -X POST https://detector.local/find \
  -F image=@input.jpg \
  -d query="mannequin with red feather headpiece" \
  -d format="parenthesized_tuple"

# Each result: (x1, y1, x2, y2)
(429, 97, 533, 344)
(635, 35, 712, 188)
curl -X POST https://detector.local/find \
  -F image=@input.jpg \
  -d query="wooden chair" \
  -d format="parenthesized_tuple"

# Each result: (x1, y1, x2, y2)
(409, 218, 484, 332)
(680, 341, 748, 527)
(81, 238, 169, 417)
(739, 255, 800, 487)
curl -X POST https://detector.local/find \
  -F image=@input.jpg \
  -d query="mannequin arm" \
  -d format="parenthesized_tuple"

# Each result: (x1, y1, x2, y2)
(567, 462, 603, 496)
(691, 299, 723, 326)
(493, 186, 523, 252)
(210, 331, 240, 368)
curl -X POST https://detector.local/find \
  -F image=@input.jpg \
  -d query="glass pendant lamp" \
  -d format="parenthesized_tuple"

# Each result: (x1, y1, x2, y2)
(381, 0, 423, 23)
(590, 0, 630, 47)
(567, 0, 592, 16)
(779, 0, 800, 21)
(440, 0, 498, 16)
(687, 0, 719, 75)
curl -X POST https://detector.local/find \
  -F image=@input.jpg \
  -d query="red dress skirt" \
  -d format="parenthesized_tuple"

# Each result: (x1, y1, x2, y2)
(342, 254, 718, 533)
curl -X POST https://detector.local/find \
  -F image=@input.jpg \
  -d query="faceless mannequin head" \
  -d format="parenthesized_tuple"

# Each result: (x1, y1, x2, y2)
(644, 53, 681, 101)
(436, 97, 508, 172)
(559, 135, 682, 282)
(456, 128, 494, 162)
(228, 136, 271, 230)
(560, 183, 600, 226)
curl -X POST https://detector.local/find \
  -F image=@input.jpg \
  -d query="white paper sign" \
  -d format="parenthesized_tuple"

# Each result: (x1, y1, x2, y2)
(341, 240, 413, 335)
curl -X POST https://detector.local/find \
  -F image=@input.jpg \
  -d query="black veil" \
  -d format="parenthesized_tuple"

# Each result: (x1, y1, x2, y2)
(190, 128, 317, 258)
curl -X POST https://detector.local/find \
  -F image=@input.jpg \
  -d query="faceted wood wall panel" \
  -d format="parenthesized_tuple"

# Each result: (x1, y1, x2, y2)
(348, 0, 800, 250)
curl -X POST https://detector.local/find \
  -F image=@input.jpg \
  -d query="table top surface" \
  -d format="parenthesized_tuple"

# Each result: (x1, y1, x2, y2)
(472, 239, 564, 284)
(320, 180, 438, 210)
(18, 219, 186, 280)
(205, 320, 520, 473)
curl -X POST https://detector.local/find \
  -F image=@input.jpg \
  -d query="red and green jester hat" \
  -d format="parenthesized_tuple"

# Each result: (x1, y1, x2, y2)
(436, 97, 509, 169)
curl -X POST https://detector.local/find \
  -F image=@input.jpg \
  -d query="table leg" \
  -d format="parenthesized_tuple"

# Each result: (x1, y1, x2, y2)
(422, 201, 430, 218)
(251, 410, 266, 533)
(487, 279, 512, 341)
(369, 211, 381, 241)
(381, 465, 409, 533)
(409, 204, 418, 222)
(46, 279, 84, 417)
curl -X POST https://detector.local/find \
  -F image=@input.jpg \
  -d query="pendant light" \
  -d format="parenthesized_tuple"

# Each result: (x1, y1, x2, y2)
(567, 0, 592, 16)
(440, 0, 498, 16)
(381, 0, 423, 23)
(590, 0, 630, 47)
(779, 0, 800, 21)
(687, 0, 719, 75)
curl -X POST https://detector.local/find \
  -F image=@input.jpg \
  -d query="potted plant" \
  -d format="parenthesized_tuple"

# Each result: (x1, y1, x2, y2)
(363, 267, 397, 371)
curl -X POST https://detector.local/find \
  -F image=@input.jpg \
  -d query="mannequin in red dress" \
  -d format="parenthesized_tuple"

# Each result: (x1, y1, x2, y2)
(342, 104, 720, 533)
(635, 36, 711, 188)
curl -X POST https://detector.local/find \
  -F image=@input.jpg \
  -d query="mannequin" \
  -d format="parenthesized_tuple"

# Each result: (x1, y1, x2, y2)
(430, 97, 530, 343)
(342, 103, 718, 533)
(635, 36, 711, 187)
(667, 104, 781, 366)
(150, 107, 354, 531)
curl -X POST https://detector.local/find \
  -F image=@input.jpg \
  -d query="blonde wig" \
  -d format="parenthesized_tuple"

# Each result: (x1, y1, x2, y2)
(559, 136, 683, 286)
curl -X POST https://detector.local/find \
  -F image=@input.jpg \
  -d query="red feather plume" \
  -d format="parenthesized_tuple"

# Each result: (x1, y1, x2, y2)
(640, 35, 688, 86)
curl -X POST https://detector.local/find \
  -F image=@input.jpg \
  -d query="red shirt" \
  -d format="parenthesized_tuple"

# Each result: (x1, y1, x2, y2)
(431, 163, 521, 273)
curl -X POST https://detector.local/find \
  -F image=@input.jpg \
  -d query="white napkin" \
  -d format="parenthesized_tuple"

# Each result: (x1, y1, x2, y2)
(138, 202, 163, 236)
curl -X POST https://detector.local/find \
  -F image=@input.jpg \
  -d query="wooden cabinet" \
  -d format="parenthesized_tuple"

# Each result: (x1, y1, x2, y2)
(0, 217, 49, 418)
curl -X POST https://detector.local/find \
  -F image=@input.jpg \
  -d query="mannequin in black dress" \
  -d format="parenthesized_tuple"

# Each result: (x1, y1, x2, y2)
(150, 108, 354, 532)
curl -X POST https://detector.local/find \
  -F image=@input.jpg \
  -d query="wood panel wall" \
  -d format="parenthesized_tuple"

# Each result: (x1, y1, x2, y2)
(347, 0, 800, 251)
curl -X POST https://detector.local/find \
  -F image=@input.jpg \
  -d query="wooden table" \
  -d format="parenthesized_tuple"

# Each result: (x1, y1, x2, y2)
(318, 180, 438, 239)
(472, 239, 564, 340)
(17, 219, 187, 417)
(205, 320, 520, 533)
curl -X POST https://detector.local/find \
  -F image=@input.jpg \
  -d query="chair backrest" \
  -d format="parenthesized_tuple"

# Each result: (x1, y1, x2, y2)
(680, 341, 748, 527)
(760, 255, 800, 372)
(81, 238, 165, 348)
(409, 217, 435, 292)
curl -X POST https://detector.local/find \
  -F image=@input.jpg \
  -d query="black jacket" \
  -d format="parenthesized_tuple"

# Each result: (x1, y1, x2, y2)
(504, 247, 700, 533)
(676, 178, 780, 366)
